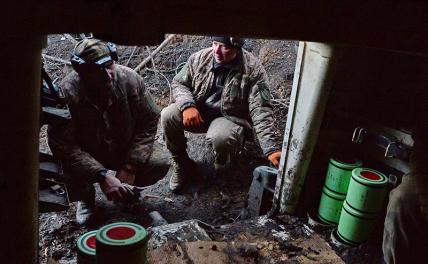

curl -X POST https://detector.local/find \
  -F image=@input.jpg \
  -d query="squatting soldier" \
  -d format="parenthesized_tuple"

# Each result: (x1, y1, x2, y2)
(161, 36, 282, 192)
(48, 39, 169, 225)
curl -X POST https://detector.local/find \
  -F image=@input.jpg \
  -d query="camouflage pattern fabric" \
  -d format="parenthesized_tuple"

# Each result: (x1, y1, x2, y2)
(48, 64, 160, 183)
(171, 47, 281, 156)
(74, 39, 111, 64)
(161, 103, 244, 157)
(383, 89, 428, 263)
(383, 175, 428, 264)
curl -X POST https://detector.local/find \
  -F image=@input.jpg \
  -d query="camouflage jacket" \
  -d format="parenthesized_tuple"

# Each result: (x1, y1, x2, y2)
(172, 47, 281, 156)
(49, 64, 160, 181)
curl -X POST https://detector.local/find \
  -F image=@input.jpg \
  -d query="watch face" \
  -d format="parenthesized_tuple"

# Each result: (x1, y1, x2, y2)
(106, 170, 117, 177)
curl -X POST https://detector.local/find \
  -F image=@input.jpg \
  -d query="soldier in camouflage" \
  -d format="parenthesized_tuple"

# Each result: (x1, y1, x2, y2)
(382, 90, 428, 263)
(48, 39, 169, 225)
(161, 36, 282, 192)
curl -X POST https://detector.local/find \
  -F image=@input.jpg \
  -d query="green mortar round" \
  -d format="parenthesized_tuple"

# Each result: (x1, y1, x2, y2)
(77, 230, 97, 264)
(96, 222, 149, 264)
(338, 201, 379, 245)
(325, 158, 363, 194)
(346, 168, 388, 213)
(318, 186, 347, 225)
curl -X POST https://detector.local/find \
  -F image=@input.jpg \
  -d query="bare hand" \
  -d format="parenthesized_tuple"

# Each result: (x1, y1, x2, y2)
(117, 164, 136, 185)
(182, 107, 204, 129)
(268, 151, 282, 168)
(100, 174, 128, 202)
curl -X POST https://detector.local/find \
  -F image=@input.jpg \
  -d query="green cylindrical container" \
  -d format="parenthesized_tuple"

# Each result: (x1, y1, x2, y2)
(96, 222, 149, 264)
(318, 186, 346, 225)
(325, 158, 363, 194)
(337, 201, 379, 245)
(346, 168, 388, 213)
(77, 230, 97, 264)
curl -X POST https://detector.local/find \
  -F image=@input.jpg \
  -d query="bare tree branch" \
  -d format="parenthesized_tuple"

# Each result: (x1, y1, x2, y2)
(62, 34, 78, 44)
(125, 46, 138, 67)
(42, 54, 71, 65)
(134, 34, 176, 72)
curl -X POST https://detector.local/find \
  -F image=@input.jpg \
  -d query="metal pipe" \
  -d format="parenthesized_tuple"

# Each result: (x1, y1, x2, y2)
(271, 42, 338, 215)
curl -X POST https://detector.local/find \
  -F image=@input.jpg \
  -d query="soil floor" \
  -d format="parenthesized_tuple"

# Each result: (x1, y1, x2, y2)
(39, 35, 383, 263)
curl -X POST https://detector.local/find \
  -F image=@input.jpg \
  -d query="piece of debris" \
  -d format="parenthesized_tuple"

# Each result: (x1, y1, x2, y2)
(149, 211, 169, 227)
(164, 197, 174, 203)
(236, 243, 259, 258)
(283, 242, 303, 252)
(149, 220, 212, 249)
(142, 194, 162, 199)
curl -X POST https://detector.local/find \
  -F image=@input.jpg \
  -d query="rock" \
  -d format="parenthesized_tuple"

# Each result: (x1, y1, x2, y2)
(148, 241, 257, 264)
(237, 243, 259, 258)
(283, 242, 303, 252)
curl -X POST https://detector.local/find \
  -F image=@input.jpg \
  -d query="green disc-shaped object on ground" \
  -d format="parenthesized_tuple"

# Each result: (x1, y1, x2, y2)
(96, 222, 149, 264)
(77, 230, 97, 264)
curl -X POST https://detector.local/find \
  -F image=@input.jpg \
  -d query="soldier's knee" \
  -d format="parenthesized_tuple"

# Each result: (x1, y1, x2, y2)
(207, 129, 234, 152)
(207, 118, 243, 152)
(210, 132, 232, 152)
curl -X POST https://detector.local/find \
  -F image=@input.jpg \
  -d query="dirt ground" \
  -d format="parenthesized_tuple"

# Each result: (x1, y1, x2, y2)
(39, 34, 388, 264)
(39, 34, 386, 264)
(39, 34, 296, 263)
(148, 216, 345, 264)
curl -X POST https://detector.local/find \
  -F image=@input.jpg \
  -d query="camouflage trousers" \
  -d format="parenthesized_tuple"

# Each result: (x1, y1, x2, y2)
(160, 103, 245, 157)
(383, 174, 428, 264)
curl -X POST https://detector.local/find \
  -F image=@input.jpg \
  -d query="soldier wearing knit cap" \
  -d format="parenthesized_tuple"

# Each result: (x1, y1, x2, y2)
(211, 36, 245, 48)
(161, 36, 282, 192)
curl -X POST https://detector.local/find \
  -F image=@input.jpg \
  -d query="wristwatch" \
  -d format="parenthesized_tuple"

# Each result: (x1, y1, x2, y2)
(96, 169, 117, 183)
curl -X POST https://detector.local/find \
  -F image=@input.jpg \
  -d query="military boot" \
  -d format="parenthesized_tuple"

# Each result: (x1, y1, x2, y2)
(76, 185, 95, 226)
(169, 155, 191, 192)
(214, 151, 231, 174)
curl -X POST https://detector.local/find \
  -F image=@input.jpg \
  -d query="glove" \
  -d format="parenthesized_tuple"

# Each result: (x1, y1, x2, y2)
(182, 107, 204, 129)
(268, 151, 282, 168)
